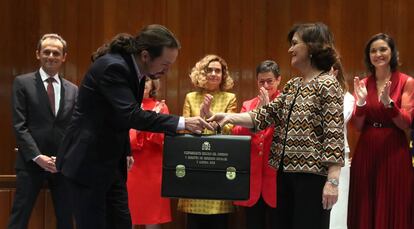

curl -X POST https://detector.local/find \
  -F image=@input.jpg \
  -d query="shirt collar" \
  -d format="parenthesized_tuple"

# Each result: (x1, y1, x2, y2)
(131, 54, 145, 81)
(39, 67, 60, 84)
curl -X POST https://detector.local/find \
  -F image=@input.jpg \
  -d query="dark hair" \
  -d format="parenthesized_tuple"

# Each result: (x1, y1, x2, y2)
(91, 24, 180, 62)
(37, 33, 67, 54)
(332, 59, 348, 92)
(287, 23, 337, 71)
(256, 60, 280, 78)
(364, 33, 399, 74)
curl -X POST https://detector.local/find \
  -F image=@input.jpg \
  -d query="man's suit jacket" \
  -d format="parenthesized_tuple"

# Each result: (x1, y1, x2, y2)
(57, 52, 179, 187)
(12, 71, 78, 171)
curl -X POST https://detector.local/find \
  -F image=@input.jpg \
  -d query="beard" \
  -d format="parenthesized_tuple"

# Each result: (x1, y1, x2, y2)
(147, 70, 165, 79)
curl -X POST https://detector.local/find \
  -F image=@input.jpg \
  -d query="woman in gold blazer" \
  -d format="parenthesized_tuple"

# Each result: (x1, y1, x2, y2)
(178, 54, 237, 229)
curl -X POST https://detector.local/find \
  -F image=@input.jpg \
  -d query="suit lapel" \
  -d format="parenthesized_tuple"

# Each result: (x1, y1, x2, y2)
(121, 53, 143, 102)
(35, 71, 55, 117)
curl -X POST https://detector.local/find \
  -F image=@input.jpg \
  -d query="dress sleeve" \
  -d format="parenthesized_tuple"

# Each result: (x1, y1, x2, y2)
(320, 77, 345, 166)
(387, 76, 414, 130)
(249, 79, 293, 132)
(231, 100, 252, 136)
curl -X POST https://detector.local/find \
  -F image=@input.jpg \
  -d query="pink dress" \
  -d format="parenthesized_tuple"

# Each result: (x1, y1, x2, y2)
(348, 72, 414, 229)
(127, 98, 171, 225)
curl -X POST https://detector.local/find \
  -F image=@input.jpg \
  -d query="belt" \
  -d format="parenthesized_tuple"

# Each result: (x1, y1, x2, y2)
(365, 121, 395, 128)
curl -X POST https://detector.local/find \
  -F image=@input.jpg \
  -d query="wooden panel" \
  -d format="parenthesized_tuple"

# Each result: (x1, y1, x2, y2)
(0, 190, 12, 227)
(2, 1, 414, 228)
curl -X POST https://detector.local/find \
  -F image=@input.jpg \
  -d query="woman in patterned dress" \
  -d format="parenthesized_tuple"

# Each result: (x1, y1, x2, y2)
(208, 23, 344, 229)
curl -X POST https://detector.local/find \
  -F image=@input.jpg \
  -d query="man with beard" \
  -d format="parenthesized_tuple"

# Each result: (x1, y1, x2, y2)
(56, 25, 212, 229)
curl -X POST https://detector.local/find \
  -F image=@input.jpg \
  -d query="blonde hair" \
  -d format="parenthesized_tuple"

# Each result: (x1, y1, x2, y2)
(189, 54, 234, 91)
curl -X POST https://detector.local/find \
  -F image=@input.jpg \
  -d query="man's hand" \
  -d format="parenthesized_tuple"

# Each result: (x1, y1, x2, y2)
(126, 156, 134, 171)
(184, 116, 214, 134)
(34, 155, 57, 173)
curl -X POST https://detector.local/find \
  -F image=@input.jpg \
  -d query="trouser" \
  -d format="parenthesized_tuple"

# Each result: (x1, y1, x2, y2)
(274, 171, 330, 229)
(245, 196, 277, 229)
(7, 170, 73, 229)
(66, 170, 131, 229)
(186, 213, 228, 229)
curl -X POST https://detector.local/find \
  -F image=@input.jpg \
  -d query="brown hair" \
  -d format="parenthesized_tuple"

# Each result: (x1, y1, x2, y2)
(37, 33, 67, 53)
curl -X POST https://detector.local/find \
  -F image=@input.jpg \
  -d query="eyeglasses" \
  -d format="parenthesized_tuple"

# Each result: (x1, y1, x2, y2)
(258, 78, 276, 85)
(205, 67, 222, 75)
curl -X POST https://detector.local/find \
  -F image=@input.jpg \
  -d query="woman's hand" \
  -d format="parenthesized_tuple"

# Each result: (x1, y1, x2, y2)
(200, 94, 213, 118)
(257, 87, 270, 108)
(354, 76, 367, 106)
(153, 100, 166, 113)
(207, 113, 231, 128)
(322, 181, 339, 210)
(379, 81, 392, 106)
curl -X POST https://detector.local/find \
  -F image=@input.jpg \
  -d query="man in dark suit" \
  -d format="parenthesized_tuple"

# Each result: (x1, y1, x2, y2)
(56, 25, 213, 229)
(8, 34, 78, 229)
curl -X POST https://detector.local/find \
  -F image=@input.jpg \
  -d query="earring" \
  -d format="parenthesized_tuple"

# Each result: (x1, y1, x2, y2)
(309, 54, 313, 58)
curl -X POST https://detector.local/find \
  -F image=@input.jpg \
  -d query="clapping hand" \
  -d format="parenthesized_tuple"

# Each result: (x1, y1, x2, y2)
(354, 76, 368, 106)
(200, 94, 213, 118)
(379, 81, 392, 106)
(153, 100, 166, 113)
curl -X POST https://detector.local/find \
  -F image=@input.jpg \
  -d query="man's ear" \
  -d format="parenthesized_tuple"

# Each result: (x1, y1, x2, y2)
(36, 50, 40, 60)
(62, 53, 67, 63)
(140, 50, 150, 63)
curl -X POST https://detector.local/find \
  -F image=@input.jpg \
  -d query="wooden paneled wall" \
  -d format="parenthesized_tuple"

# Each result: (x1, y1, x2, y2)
(1, 0, 413, 228)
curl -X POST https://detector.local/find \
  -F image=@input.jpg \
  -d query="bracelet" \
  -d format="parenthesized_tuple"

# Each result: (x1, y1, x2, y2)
(326, 178, 339, 186)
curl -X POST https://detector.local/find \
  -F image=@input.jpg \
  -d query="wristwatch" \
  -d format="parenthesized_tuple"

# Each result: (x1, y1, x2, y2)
(385, 99, 394, 109)
(326, 178, 339, 186)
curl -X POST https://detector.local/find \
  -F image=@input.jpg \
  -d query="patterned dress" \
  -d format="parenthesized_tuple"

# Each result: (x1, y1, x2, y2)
(178, 91, 237, 214)
(251, 73, 344, 174)
(348, 71, 414, 229)
(127, 98, 171, 225)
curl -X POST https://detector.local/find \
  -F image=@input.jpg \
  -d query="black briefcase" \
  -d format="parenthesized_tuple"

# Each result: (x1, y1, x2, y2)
(161, 134, 251, 200)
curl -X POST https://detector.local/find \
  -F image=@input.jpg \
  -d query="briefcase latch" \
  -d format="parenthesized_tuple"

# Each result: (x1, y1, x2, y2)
(176, 164, 186, 178)
(226, 167, 236, 180)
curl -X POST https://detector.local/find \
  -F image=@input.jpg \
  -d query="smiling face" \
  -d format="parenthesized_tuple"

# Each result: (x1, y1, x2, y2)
(36, 38, 66, 76)
(205, 61, 223, 91)
(369, 39, 392, 70)
(288, 32, 310, 70)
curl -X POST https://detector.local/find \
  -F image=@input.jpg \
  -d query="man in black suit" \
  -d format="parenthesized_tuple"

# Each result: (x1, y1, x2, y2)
(56, 25, 213, 229)
(8, 34, 77, 229)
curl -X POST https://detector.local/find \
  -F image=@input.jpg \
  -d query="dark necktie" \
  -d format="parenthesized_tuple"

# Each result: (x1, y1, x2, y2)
(46, 77, 55, 115)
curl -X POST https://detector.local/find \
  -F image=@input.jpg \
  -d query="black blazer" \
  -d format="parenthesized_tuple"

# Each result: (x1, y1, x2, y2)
(12, 71, 78, 171)
(57, 53, 179, 187)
